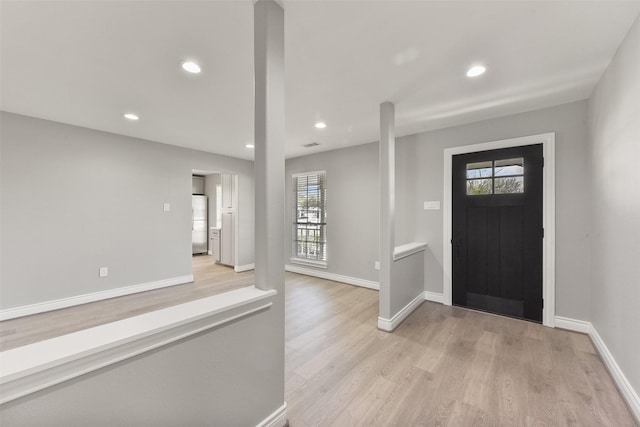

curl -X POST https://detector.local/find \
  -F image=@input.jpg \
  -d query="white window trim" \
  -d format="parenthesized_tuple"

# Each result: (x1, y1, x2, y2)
(442, 132, 556, 327)
(289, 257, 328, 269)
(292, 170, 328, 266)
(292, 170, 326, 178)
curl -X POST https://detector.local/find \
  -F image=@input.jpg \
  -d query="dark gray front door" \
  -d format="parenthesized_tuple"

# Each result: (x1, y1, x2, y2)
(452, 144, 543, 322)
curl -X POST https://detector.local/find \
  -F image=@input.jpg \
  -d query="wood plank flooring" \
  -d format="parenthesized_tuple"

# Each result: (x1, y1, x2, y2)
(0, 255, 251, 350)
(0, 265, 636, 425)
(284, 274, 637, 427)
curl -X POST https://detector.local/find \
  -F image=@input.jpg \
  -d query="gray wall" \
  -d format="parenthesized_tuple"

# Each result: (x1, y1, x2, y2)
(390, 253, 424, 317)
(0, 306, 283, 426)
(0, 112, 254, 310)
(395, 100, 591, 321)
(588, 17, 640, 399)
(285, 143, 379, 282)
(285, 101, 591, 322)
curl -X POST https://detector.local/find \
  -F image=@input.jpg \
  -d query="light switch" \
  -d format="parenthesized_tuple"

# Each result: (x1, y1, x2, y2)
(163, 203, 171, 212)
(424, 201, 441, 210)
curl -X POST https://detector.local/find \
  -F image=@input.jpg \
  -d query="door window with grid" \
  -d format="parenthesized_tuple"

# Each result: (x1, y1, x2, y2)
(292, 171, 327, 266)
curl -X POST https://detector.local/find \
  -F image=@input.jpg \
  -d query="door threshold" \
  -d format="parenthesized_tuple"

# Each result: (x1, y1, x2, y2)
(452, 303, 542, 325)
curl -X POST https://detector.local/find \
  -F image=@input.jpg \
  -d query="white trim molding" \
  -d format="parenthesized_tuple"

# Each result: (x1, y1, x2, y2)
(589, 326, 640, 423)
(285, 264, 379, 290)
(393, 242, 427, 261)
(235, 263, 256, 272)
(289, 258, 328, 269)
(554, 316, 640, 422)
(377, 292, 424, 332)
(554, 316, 591, 334)
(256, 402, 288, 427)
(0, 286, 277, 405)
(424, 291, 444, 304)
(0, 275, 194, 321)
(292, 170, 326, 178)
(443, 132, 556, 327)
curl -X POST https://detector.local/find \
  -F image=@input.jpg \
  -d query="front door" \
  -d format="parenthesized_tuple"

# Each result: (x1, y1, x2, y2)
(452, 144, 543, 322)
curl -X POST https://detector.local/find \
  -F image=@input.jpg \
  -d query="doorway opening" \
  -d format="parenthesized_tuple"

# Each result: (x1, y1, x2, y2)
(191, 171, 239, 272)
(452, 144, 542, 322)
(443, 133, 556, 327)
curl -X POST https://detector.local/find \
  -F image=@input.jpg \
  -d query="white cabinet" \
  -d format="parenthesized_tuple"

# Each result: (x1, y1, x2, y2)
(221, 212, 235, 266)
(210, 228, 221, 262)
(219, 173, 237, 266)
(221, 173, 236, 210)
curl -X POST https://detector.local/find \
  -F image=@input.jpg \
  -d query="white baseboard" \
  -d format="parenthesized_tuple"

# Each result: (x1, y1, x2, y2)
(424, 291, 444, 304)
(589, 324, 640, 423)
(554, 316, 592, 334)
(0, 275, 194, 321)
(235, 263, 255, 273)
(377, 317, 394, 331)
(378, 292, 424, 332)
(256, 402, 288, 427)
(285, 264, 379, 291)
(554, 316, 639, 422)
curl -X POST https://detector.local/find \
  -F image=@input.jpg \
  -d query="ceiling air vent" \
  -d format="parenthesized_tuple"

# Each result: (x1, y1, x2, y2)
(303, 142, 320, 148)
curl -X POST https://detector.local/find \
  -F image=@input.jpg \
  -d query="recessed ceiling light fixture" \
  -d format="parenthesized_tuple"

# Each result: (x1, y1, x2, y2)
(182, 61, 201, 74)
(124, 113, 139, 121)
(245, 144, 255, 148)
(466, 65, 486, 78)
(314, 122, 327, 129)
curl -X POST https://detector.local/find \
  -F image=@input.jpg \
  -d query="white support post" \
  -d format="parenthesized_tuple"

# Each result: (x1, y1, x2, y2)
(253, 0, 287, 418)
(254, 0, 285, 293)
(379, 102, 395, 322)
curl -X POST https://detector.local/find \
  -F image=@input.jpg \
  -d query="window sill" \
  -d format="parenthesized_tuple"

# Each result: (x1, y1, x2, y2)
(289, 258, 328, 269)
(0, 286, 277, 404)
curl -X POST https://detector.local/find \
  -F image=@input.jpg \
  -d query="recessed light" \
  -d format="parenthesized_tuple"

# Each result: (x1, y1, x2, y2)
(466, 65, 486, 77)
(124, 113, 139, 121)
(182, 61, 201, 74)
(314, 122, 327, 129)
(245, 144, 254, 148)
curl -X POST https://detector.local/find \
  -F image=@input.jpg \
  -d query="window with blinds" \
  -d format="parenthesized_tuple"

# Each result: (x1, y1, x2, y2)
(292, 171, 327, 266)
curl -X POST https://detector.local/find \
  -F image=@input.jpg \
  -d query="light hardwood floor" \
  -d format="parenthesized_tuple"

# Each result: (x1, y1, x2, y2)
(284, 274, 637, 426)
(0, 255, 251, 350)
(0, 267, 636, 425)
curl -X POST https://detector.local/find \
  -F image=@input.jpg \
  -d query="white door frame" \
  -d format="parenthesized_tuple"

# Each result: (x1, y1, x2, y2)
(442, 133, 556, 327)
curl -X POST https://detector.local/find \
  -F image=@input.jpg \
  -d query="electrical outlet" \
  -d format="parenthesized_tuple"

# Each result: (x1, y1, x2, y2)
(374, 261, 380, 270)
(163, 203, 171, 212)
(424, 201, 441, 210)
(99, 267, 108, 278)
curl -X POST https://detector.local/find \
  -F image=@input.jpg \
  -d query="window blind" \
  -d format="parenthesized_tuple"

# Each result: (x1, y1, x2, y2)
(293, 171, 327, 263)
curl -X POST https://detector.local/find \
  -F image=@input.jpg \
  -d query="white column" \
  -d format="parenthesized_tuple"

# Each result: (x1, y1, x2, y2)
(379, 102, 395, 321)
(254, 0, 285, 292)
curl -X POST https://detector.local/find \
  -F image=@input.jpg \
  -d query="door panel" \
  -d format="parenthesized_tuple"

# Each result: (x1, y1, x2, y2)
(452, 144, 543, 322)
(192, 195, 207, 221)
(486, 208, 500, 297)
(500, 206, 524, 300)
(467, 207, 488, 295)
(192, 221, 208, 254)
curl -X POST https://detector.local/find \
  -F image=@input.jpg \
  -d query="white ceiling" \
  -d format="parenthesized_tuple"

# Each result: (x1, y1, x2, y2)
(2, 1, 639, 160)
